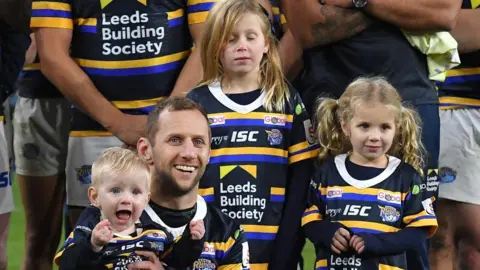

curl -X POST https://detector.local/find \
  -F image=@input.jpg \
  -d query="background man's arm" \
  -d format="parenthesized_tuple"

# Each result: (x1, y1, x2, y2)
(281, 0, 373, 49)
(35, 28, 146, 145)
(450, 9, 480, 54)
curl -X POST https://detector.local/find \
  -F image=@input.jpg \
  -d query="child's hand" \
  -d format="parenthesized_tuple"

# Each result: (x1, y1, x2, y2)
(189, 220, 205, 240)
(349, 235, 365, 254)
(91, 219, 113, 252)
(331, 228, 351, 254)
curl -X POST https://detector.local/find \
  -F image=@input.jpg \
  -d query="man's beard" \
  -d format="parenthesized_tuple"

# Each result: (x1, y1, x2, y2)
(154, 168, 202, 197)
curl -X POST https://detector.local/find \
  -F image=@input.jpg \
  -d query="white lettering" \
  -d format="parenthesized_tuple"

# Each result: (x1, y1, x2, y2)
(231, 131, 259, 142)
(343, 205, 371, 217)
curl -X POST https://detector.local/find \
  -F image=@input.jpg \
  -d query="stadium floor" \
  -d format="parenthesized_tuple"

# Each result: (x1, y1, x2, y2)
(6, 175, 316, 269)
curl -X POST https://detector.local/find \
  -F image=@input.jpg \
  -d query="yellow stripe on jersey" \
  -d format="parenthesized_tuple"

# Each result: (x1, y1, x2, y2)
(270, 187, 285, 195)
(379, 264, 404, 270)
(404, 210, 438, 236)
(69, 131, 114, 137)
(32, 1, 71, 11)
(74, 50, 190, 69)
(250, 264, 268, 270)
(473, 0, 480, 8)
(105, 263, 114, 269)
(23, 63, 41, 70)
(0, 116, 3, 122)
(208, 112, 294, 122)
(288, 149, 319, 164)
(212, 237, 236, 252)
(188, 12, 209, 24)
(167, 9, 184, 20)
(218, 264, 242, 270)
(111, 97, 165, 109)
(54, 231, 74, 265)
(199, 187, 214, 196)
(76, 18, 97, 26)
(338, 221, 400, 233)
(31, 17, 73, 29)
(211, 147, 288, 158)
(302, 205, 322, 226)
(272, 7, 280, 14)
(242, 225, 278, 234)
(316, 259, 328, 268)
(446, 67, 480, 76)
(439, 97, 480, 110)
(288, 141, 310, 153)
(188, 0, 215, 4)
(280, 14, 287, 24)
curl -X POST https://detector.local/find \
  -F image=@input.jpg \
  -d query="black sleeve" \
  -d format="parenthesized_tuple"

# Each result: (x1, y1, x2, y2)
(163, 222, 205, 268)
(219, 225, 250, 268)
(268, 91, 319, 270)
(358, 227, 429, 257)
(55, 207, 103, 270)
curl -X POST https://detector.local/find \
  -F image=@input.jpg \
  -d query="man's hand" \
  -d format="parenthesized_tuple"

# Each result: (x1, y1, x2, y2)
(331, 228, 351, 254)
(349, 235, 365, 254)
(189, 220, 205, 240)
(110, 114, 147, 147)
(91, 219, 113, 252)
(128, 251, 165, 270)
(321, 0, 353, 8)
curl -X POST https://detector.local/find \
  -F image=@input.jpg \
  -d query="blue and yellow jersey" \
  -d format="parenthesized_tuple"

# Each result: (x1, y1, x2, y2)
(30, 0, 216, 134)
(302, 155, 438, 270)
(268, 0, 286, 41)
(437, 0, 480, 110)
(17, 57, 61, 98)
(187, 83, 319, 269)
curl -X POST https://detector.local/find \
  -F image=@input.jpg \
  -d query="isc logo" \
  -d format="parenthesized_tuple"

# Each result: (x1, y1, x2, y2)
(0, 172, 11, 188)
(231, 131, 258, 142)
(343, 205, 371, 217)
(121, 241, 144, 250)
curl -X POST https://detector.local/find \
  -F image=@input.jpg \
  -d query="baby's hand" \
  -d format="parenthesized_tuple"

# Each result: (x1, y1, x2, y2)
(91, 219, 113, 252)
(189, 220, 205, 240)
(349, 235, 365, 254)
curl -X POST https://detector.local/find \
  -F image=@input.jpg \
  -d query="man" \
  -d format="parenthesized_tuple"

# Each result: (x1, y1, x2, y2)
(281, 0, 462, 269)
(429, 2, 480, 270)
(32, 0, 218, 234)
(135, 97, 250, 270)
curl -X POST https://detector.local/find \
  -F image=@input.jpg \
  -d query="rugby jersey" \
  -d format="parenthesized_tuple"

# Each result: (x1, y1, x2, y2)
(268, 0, 286, 41)
(187, 83, 319, 269)
(30, 0, 216, 135)
(437, 0, 480, 110)
(17, 57, 61, 99)
(302, 155, 438, 270)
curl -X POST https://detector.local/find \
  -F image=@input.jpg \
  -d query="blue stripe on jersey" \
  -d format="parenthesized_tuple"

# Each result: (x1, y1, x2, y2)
(187, 2, 215, 13)
(440, 103, 480, 109)
(441, 74, 480, 84)
(209, 154, 288, 164)
(203, 194, 214, 202)
(78, 26, 96, 33)
(245, 232, 276, 240)
(290, 144, 319, 156)
(322, 194, 401, 207)
(350, 228, 386, 234)
(270, 194, 285, 202)
(81, 60, 185, 76)
(168, 17, 184, 27)
(302, 210, 319, 217)
(211, 119, 293, 129)
(32, 9, 71, 18)
(410, 215, 436, 223)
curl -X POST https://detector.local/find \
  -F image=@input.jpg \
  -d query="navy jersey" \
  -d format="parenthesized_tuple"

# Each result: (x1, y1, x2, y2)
(302, 155, 438, 270)
(187, 83, 319, 269)
(31, 0, 216, 135)
(143, 196, 251, 270)
(437, 0, 480, 109)
(17, 58, 61, 99)
(268, 0, 286, 41)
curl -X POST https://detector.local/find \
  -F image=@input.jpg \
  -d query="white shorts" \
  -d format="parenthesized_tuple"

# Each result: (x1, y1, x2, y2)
(13, 97, 71, 176)
(66, 134, 122, 206)
(438, 109, 480, 205)
(0, 122, 13, 215)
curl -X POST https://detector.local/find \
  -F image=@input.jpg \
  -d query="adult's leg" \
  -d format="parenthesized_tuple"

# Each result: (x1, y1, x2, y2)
(13, 97, 70, 270)
(0, 213, 10, 270)
(0, 121, 13, 270)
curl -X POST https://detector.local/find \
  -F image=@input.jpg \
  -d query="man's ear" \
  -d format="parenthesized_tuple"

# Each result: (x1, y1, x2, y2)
(88, 187, 100, 208)
(137, 137, 154, 165)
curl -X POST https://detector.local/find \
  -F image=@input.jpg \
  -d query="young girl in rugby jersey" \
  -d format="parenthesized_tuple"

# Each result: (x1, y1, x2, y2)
(55, 147, 205, 270)
(302, 77, 438, 270)
(186, 0, 319, 268)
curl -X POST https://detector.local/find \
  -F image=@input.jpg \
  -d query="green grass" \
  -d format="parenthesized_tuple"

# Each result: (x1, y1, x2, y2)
(6, 177, 316, 269)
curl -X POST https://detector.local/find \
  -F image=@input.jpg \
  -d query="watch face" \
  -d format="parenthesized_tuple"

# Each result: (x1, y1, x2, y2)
(353, 0, 367, 8)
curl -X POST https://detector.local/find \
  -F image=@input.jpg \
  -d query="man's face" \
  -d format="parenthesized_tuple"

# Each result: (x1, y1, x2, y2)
(149, 110, 210, 196)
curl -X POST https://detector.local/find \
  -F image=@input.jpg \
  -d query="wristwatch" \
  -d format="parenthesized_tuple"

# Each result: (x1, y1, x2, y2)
(352, 0, 368, 8)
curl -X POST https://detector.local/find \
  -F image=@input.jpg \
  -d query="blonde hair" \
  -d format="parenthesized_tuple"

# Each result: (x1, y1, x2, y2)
(199, 0, 289, 112)
(315, 77, 425, 176)
(91, 147, 151, 189)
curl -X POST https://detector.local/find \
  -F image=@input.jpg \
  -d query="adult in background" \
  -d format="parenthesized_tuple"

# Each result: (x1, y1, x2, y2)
(429, 1, 480, 269)
(281, 0, 461, 269)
